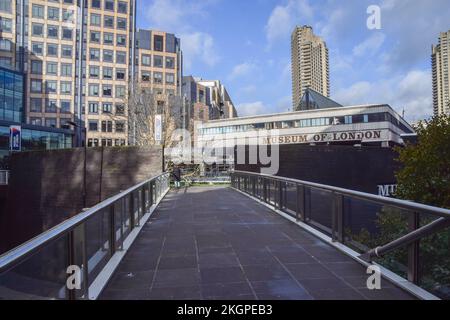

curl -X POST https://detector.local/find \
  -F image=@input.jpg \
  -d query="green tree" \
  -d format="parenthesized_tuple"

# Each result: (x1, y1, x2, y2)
(395, 114, 450, 209)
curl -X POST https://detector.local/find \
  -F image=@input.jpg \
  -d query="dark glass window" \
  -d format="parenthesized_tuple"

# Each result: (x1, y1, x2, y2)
(91, 0, 101, 9)
(105, 0, 114, 11)
(89, 120, 98, 131)
(118, 1, 128, 13)
(104, 15, 114, 28)
(154, 35, 164, 51)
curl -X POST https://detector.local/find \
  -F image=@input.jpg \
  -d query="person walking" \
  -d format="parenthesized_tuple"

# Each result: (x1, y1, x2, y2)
(172, 165, 182, 188)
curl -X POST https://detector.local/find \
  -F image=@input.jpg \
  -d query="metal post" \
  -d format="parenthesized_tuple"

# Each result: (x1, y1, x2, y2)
(130, 192, 135, 229)
(408, 212, 420, 284)
(332, 193, 344, 243)
(141, 185, 146, 216)
(110, 205, 117, 253)
(67, 230, 76, 300)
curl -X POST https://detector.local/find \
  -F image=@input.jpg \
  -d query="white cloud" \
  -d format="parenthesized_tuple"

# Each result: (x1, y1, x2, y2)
(265, 0, 314, 49)
(237, 102, 270, 117)
(334, 70, 432, 122)
(228, 62, 257, 80)
(140, 0, 219, 71)
(181, 32, 219, 69)
(352, 32, 386, 57)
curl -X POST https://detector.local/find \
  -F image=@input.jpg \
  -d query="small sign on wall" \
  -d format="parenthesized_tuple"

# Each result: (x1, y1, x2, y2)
(9, 125, 21, 152)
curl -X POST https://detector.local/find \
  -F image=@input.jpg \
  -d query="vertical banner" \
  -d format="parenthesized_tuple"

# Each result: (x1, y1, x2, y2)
(155, 115, 162, 143)
(9, 125, 21, 152)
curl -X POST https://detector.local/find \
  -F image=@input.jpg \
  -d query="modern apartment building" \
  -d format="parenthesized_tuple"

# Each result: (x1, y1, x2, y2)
(432, 30, 450, 116)
(291, 25, 329, 111)
(182, 76, 237, 121)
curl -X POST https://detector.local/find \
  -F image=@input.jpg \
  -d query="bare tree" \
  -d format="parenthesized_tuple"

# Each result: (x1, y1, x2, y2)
(125, 81, 191, 147)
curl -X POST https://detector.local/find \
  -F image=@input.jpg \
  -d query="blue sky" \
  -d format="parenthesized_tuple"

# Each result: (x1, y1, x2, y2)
(137, 0, 450, 122)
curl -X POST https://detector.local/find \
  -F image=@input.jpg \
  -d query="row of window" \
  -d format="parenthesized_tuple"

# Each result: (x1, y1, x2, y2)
(140, 54, 175, 69)
(87, 138, 127, 147)
(30, 79, 72, 95)
(31, 60, 73, 77)
(31, 42, 73, 58)
(200, 112, 411, 135)
(88, 120, 126, 133)
(89, 66, 126, 80)
(88, 48, 127, 64)
(31, 23, 74, 40)
(141, 71, 175, 85)
(86, 102, 125, 115)
(89, 13, 128, 29)
(87, 84, 127, 98)
(30, 117, 73, 129)
(90, 31, 127, 46)
(31, 5, 75, 22)
(90, 0, 129, 14)
(30, 98, 71, 114)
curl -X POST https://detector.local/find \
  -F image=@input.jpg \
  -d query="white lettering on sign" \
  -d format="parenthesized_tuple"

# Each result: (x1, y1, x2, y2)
(377, 184, 397, 197)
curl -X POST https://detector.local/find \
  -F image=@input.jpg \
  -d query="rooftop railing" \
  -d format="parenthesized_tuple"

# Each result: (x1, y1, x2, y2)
(231, 171, 450, 300)
(0, 172, 170, 300)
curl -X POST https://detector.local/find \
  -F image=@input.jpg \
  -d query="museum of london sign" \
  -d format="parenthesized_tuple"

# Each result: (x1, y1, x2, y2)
(261, 130, 383, 145)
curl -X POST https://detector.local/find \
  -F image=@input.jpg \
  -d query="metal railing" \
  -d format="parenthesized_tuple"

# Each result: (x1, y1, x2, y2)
(0, 172, 170, 300)
(0, 170, 9, 185)
(231, 171, 450, 299)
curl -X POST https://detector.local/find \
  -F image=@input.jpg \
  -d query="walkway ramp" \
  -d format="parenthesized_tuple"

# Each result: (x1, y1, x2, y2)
(100, 187, 415, 300)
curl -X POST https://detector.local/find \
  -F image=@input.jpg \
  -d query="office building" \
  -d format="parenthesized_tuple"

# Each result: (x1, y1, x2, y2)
(291, 25, 329, 111)
(432, 30, 450, 116)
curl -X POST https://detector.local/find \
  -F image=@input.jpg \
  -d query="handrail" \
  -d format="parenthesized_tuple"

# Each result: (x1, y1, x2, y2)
(0, 172, 169, 273)
(232, 170, 450, 218)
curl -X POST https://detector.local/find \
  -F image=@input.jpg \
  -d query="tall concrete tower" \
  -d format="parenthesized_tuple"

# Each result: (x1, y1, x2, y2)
(291, 26, 330, 111)
(432, 30, 450, 116)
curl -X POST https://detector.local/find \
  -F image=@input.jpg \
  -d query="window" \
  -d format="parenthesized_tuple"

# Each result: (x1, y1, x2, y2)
(88, 102, 98, 113)
(32, 23, 44, 36)
(154, 35, 164, 51)
(62, 9, 74, 22)
(102, 103, 112, 113)
(48, 7, 60, 20)
(0, 17, 12, 32)
(89, 120, 98, 131)
(101, 121, 113, 132)
(103, 67, 113, 79)
(46, 81, 57, 93)
(46, 100, 58, 113)
(344, 115, 353, 124)
(90, 13, 101, 26)
(103, 84, 112, 97)
(31, 79, 42, 93)
(166, 89, 174, 96)
(89, 84, 99, 96)
(62, 28, 73, 40)
(90, 48, 100, 60)
(62, 46, 72, 58)
(31, 42, 43, 55)
(30, 98, 42, 112)
(90, 31, 100, 43)
(47, 43, 58, 56)
(61, 64, 72, 77)
(0, 38, 11, 52)
(116, 34, 126, 46)
(47, 25, 59, 38)
(31, 60, 43, 74)
(0, 0, 12, 13)
(32, 4, 44, 18)
(30, 118, 42, 126)
(0, 56, 11, 67)
(91, 0, 101, 9)
(45, 118, 57, 128)
(115, 104, 125, 115)
(60, 118, 71, 129)
(89, 66, 99, 78)
(118, 1, 128, 13)
(116, 121, 125, 133)
(104, 15, 114, 28)
(117, 18, 127, 30)
(61, 100, 71, 113)
(141, 71, 151, 82)
(47, 62, 58, 75)
(115, 86, 126, 98)
(116, 69, 125, 80)
(105, 0, 114, 11)
(166, 57, 175, 69)
(166, 73, 175, 85)
(116, 51, 126, 64)
(104, 33, 114, 45)
(103, 50, 113, 62)
(153, 72, 163, 84)
(153, 55, 163, 68)
(141, 54, 151, 66)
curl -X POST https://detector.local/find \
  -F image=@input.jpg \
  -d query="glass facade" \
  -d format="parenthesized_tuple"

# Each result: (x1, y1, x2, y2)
(0, 67, 24, 123)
